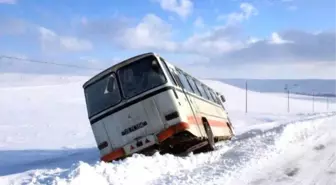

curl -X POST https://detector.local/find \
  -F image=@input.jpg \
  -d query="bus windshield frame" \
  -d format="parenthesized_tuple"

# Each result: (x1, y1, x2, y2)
(84, 55, 168, 118)
(84, 72, 122, 118)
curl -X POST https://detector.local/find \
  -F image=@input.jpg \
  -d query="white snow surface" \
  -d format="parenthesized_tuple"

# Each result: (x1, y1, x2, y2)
(0, 73, 335, 185)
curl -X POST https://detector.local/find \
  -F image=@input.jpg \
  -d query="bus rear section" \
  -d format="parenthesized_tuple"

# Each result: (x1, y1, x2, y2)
(83, 53, 235, 162)
(89, 89, 186, 162)
(83, 54, 191, 161)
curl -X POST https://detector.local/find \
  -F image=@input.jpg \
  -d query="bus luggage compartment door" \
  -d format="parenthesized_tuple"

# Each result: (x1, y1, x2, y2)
(103, 97, 165, 150)
(129, 98, 165, 135)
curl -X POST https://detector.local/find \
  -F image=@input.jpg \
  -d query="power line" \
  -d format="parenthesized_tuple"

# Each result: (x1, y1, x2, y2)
(0, 55, 104, 71)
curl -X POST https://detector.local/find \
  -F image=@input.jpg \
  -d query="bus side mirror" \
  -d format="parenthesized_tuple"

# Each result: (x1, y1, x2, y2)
(104, 75, 116, 94)
(151, 60, 160, 72)
(220, 95, 226, 103)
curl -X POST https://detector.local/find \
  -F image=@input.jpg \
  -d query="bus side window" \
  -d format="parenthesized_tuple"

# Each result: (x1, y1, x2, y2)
(169, 68, 184, 88)
(176, 70, 194, 93)
(200, 84, 213, 101)
(205, 87, 216, 103)
(159, 57, 178, 86)
(194, 80, 211, 100)
(209, 89, 221, 104)
(186, 75, 202, 97)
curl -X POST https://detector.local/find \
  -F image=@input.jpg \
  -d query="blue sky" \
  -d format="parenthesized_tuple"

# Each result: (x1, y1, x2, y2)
(0, 0, 335, 78)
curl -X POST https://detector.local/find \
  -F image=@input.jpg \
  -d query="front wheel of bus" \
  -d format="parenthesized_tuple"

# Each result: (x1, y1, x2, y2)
(203, 119, 215, 151)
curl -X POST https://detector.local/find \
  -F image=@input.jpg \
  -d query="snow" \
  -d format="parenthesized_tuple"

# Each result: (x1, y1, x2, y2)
(0, 73, 335, 185)
(0, 74, 93, 150)
(213, 78, 336, 95)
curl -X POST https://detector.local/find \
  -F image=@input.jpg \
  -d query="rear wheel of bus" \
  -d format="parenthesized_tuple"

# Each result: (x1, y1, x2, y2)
(203, 118, 215, 151)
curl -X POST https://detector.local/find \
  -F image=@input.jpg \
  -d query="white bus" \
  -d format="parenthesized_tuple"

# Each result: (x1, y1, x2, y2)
(83, 52, 235, 162)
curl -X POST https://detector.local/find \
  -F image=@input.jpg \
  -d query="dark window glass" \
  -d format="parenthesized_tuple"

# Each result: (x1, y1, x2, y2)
(118, 56, 167, 99)
(186, 75, 202, 96)
(176, 70, 194, 93)
(205, 87, 216, 103)
(169, 68, 183, 88)
(194, 80, 210, 100)
(159, 57, 177, 86)
(202, 84, 214, 101)
(84, 73, 122, 117)
(209, 89, 221, 104)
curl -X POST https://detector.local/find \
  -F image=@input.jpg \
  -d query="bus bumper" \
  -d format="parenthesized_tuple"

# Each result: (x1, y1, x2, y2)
(101, 122, 190, 162)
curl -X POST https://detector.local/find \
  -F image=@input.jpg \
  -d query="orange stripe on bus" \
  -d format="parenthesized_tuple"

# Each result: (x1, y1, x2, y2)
(187, 116, 229, 127)
(157, 122, 190, 142)
(101, 122, 190, 162)
(100, 117, 228, 162)
(101, 148, 125, 162)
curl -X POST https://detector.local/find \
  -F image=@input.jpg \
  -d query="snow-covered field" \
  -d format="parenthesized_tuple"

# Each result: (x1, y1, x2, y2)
(0, 73, 335, 185)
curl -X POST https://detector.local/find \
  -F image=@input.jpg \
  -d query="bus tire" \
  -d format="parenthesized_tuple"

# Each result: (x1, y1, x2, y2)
(203, 119, 215, 151)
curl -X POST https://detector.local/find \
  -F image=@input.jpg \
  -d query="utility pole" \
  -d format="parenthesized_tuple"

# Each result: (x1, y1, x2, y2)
(285, 84, 298, 113)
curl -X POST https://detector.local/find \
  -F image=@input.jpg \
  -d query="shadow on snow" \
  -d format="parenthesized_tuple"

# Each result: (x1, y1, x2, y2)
(0, 147, 100, 176)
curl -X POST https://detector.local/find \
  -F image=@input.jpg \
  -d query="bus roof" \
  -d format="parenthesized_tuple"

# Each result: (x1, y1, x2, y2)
(83, 52, 159, 88)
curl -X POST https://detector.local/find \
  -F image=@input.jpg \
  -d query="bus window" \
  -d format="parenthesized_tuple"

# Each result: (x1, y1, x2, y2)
(176, 70, 194, 93)
(194, 80, 211, 100)
(209, 89, 221, 104)
(118, 56, 167, 99)
(204, 86, 216, 103)
(186, 75, 202, 97)
(159, 57, 178, 86)
(84, 73, 122, 117)
(169, 68, 183, 88)
(198, 83, 212, 101)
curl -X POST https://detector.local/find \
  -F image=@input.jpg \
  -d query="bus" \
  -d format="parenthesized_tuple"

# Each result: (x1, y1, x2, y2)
(82, 52, 235, 162)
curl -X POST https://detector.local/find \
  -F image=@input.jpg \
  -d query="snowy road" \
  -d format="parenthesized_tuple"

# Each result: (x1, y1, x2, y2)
(1, 113, 335, 185)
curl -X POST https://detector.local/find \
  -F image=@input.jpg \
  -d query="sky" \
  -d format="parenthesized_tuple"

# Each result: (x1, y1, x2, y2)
(0, 0, 335, 79)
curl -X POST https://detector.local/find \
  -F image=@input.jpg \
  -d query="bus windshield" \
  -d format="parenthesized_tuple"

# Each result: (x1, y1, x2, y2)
(117, 55, 166, 99)
(84, 73, 122, 117)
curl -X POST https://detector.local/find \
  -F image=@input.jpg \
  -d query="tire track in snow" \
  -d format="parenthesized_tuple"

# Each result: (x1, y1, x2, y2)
(226, 115, 336, 185)
(287, 128, 334, 185)
(149, 113, 336, 185)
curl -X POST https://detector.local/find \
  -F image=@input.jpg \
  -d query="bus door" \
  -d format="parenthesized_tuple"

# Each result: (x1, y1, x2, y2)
(173, 69, 205, 137)
(185, 93, 204, 135)
(184, 75, 203, 123)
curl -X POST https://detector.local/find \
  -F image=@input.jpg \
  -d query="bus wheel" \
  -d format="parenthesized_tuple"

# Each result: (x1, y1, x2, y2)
(203, 119, 215, 151)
